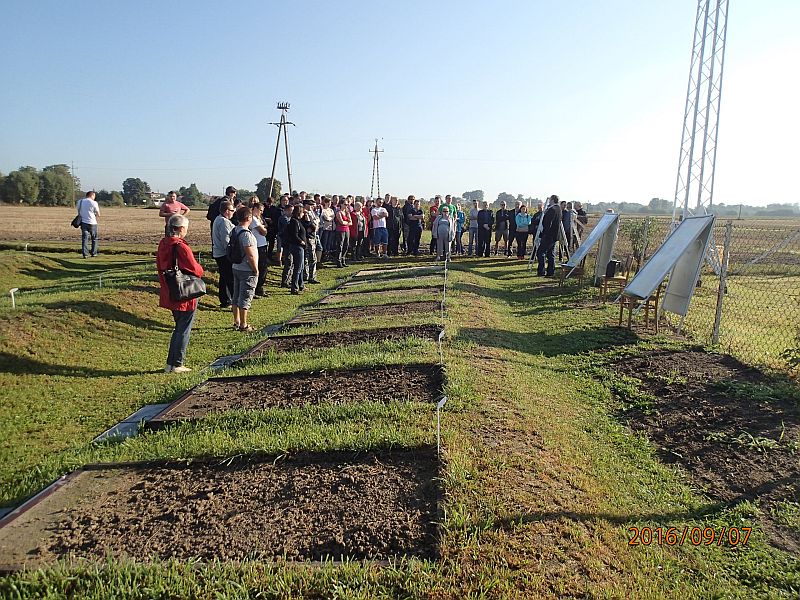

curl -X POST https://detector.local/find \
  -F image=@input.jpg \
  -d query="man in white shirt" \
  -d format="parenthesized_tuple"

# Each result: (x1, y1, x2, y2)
(77, 191, 101, 258)
(370, 198, 390, 258)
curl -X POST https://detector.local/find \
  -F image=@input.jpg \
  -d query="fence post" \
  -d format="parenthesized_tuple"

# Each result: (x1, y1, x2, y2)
(639, 216, 651, 271)
(711, 221, 732, 346)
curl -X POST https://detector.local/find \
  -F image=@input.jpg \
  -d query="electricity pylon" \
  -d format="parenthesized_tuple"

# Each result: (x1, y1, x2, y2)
(268, 102, 295, 199)
(672, 0, 731, 222)
(370, 138, 383, 198)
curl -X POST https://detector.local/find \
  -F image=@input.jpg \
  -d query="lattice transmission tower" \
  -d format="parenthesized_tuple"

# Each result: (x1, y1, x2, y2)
(671, 0, 731, 223)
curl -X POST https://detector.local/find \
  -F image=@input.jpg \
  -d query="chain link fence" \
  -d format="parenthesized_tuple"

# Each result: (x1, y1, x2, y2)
(581, 215, 800, 372)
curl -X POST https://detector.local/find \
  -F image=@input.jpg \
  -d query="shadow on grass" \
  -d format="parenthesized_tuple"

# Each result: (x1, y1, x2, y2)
(491, 475, 797, 530)
(0, 352, 141, 377)
(19, 256, 148, 282)
(457, 326, 639, 357)
(43, 299, 171, 330)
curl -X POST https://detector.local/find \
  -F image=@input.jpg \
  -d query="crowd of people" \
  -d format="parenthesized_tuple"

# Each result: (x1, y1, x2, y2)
(154, 187, 590, 373)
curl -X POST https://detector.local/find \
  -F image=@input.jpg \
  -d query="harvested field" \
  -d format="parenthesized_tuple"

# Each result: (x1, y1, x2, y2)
(284, 300, 441, 328)
(147, 363, 444, 427)
(319, 288, 439, 304)
(239, 324, 443, 359)
(0, 448, 440, 569)
(613, 349, 800, 552)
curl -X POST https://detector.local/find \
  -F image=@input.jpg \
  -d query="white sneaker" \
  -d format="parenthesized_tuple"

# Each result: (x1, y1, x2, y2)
(172, 366, 192, 374)
(164, 364, 173, 373)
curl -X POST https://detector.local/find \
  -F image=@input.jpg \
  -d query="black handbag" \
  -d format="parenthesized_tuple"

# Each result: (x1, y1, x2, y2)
(163, 245, 206, 302)
(71, 199, 82, 228)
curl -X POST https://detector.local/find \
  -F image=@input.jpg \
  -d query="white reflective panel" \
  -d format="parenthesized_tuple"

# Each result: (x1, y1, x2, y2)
(565, 213, 618, 268)
(623, 215, 715, 312)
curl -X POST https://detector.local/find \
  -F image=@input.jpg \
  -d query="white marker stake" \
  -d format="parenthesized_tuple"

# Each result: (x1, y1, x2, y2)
(436, 395, 448, 455)
(9, 288, 19, 309)
(99, 274, 103, 288)
(437, 328, 445, 365)
(24, 244, 28, 253)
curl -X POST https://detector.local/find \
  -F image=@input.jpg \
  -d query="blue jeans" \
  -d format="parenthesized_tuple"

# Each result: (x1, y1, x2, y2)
(81, 223, 98, 257)
(289, 245, 305, 291)
(167, 310, 196, 367)
(467, 228, 478, 255)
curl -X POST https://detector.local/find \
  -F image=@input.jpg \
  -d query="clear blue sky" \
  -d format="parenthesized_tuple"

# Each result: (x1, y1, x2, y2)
(1, 1, 797, 207)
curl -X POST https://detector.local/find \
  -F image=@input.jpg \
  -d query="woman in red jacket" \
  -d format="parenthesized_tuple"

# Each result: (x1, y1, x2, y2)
(156, 214, 204, 373)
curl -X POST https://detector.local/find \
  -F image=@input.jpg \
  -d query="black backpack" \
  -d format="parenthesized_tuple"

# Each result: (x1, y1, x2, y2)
(226, 229, 247, 264)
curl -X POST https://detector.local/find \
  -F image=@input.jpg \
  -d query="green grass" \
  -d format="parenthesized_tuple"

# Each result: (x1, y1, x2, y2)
(1, 250, 799, 598)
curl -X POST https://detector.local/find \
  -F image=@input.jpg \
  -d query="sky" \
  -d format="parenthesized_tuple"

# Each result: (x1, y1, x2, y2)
(1, 0, 798, 207)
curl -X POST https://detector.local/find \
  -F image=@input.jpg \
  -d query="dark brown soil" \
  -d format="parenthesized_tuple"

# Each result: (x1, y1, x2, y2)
(319, 288, 439, 304)
(285, 301, 441, 328)
(148, 363, 444, 427)
(0, 449, 439, 569)
(240, 324, 443, 358)
(613, 349, 800, 552)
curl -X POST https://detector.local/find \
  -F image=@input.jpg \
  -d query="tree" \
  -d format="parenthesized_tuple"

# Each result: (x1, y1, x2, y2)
(122, 177, 151, 205)
(647, 197, 672, 214)
(235, 189, 254, 202)
(463, 190, 484, 203)
(96, 189, 124, 206)
(38, 164, 75, 206)
(178, 183, 204, 206)
(496, 192, 515, 205)
(255, 177, 281, 202)
(3, 166, 40, 203)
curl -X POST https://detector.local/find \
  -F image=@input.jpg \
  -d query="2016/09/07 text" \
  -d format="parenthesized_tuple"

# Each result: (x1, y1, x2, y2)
(628, 527, 752, 547)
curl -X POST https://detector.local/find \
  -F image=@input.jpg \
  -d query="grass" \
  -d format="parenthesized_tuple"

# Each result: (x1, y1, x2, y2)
(1, 248, 799, 598)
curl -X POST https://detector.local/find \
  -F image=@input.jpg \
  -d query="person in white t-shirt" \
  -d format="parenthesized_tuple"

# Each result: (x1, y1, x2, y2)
(370, 198, 390, 258)
(77, 191, 101, 258)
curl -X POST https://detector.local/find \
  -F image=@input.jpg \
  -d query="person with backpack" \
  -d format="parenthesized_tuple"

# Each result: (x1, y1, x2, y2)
(229, 206, 259, 331)
(211, 200, 235, 308)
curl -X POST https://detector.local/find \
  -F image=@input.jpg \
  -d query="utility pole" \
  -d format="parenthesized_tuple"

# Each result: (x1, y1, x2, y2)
(370, 138, 383, 198)
(268, 102, 295, 199)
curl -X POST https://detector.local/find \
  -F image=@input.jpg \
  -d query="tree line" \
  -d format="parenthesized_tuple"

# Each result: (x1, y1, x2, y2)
(0, 165, 284, 208)
(0, 165, 81, 206)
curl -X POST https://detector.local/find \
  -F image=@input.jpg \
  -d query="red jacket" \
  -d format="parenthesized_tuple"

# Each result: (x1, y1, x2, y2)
(156, 236, 204, 311)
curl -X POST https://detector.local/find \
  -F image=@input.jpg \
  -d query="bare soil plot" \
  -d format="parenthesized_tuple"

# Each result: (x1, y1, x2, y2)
(147, 363, 444, 428)
(0, 449, 440, 570)
(319, 288, 438, 304)
(613, 349, 800, 552)
(285, 300, 441, 328)
(239, 324, 443, 359)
